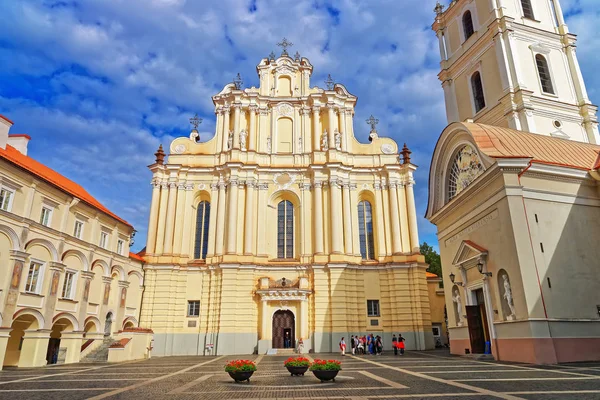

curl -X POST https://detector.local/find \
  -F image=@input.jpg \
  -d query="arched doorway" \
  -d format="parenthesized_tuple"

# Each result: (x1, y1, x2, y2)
(272, 310, 295, 349)
(104, 312, 113, 336)
(3, 314, 40, 367)
(47, 317, 74, 364)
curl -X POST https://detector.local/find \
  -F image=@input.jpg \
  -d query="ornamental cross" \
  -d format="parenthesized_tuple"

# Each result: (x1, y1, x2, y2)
(189, 113, 202, 130)
(277, 37, 293, 55)
(233, 73, 243, 90)
(325, 74, 334, 90)
(366, 115, 379, 132)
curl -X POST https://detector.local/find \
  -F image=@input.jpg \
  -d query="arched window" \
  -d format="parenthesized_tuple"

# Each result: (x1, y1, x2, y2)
(357, 200, 375, 260)
(521, 0, 534, 19)
(448, 145, 485, 201)
(277, 200, 293, 259)
(535, 55, 555, 94)
(471, 72, 486, 113)
(462, 11, 474, 41)
(193, 201, 210, 259)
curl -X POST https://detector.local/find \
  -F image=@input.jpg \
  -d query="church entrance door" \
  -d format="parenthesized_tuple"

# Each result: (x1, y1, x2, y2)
(272, 310, 295, 349)
(466, 288, 490, 354)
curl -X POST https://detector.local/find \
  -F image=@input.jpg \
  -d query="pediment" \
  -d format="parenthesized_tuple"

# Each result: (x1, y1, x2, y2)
(452, 240, 488, 266)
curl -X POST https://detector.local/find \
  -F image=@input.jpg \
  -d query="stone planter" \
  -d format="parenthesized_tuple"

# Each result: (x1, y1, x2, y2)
(311, 369, 339, 382)
(286, 365, 309, 376)
(228, 370, 254, 383)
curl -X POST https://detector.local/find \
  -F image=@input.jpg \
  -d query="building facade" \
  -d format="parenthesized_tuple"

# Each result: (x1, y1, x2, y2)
(0, 115, 145, 369)
(428, 0, 600, 364)
(141, 50, 433, 356)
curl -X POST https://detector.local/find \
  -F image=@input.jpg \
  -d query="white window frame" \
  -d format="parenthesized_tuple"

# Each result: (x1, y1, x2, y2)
(519, 0, 536, 21)
(99, 231, 109, 249)
(40, 206, 53, 227)
(73, 219, 84, 240)
(458, 3, 479, 44)
(117, 239, 124, 256)
(187, 300, 200, 317)
(467, 64, 488, 116)
(0, 186, 15, 212)
(61, 270, 77, 300)
(24, 259, 45, 294)
(367, 299, 380, 317)
(530, 47, 558, 97)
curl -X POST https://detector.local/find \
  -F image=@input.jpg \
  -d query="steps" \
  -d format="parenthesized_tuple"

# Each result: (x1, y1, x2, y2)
(80, 337, 113, 363)
(275, 349, 296, 356)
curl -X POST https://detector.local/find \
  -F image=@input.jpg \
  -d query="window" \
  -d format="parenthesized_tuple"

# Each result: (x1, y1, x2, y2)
(0, 188, 14, 212)
(40, 207, 52, 227)
(193, 201, 211, 259)
(521, 0, 535, 19)
(471, 72, 486, 113)
(448, 145, 485, 200)
(367, 300, 380, 317)
(536, 55, 555, 94)
(549, 0, 559, 27)
(358, 200, 375, 260)
(62, 271, 76, 299)
(25, 262, 42, 293)
(462, 11, 474, 41)
(432, 326, 441, 337)
(187, 300, 200, 317)
(73, 220, 84, 239)
(117, 239, 124, 255)
(277, 200, 294, 259)
(99, 231, 108, 249)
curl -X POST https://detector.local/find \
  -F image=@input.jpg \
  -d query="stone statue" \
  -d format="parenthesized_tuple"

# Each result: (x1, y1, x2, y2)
(502, 274, 516, 318)
(298, 136, 303, 153)
(321, 131, 329, 151)
(453, 289, 463, 326)
(334, 129, 341, 150)
(227, 130, 233, 150)
(239, 129, 247, 151)
(266, 137, 272, 153)
(189, 130, 199, 142)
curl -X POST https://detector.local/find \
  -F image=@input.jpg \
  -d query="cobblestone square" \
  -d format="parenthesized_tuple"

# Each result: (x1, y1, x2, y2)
(1, 350, 599, 399)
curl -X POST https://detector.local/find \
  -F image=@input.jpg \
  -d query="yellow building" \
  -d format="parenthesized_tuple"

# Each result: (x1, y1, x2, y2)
(141, 47, 434, 355)
(0, 114, 145, 369)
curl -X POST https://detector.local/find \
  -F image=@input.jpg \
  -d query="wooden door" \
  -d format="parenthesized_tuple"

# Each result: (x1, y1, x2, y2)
(272, 310, 295, 349)
(466, 305, 485, 354)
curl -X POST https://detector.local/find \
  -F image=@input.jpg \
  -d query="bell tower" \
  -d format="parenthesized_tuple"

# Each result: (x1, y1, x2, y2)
(432, 0, 599, 144)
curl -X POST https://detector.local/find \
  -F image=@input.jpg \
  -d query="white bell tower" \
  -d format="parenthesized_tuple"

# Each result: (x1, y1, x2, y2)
(432, 0, 599, 144)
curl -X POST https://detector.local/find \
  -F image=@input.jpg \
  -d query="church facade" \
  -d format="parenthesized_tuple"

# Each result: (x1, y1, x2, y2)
(140, 49, 433, 355)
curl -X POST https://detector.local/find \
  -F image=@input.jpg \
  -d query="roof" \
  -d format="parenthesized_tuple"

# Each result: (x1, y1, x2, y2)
(9, 134, 31, 140)
(466, 123, 600, 171)
(129, 252, 145, 262)
(594, 153, 600, 171)
(426, 272, 439, 279)
(0, 144, 131, 227)
(463, 240, 488, 253)
(0, 114, 13, 125)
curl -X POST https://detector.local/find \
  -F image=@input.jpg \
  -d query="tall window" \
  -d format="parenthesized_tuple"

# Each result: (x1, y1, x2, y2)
(536, 55, 555, 94)
(187, 300, 200, 317)
(40, 206, 52, 227)
(367, 300, 380, 317)
(358, 200, 375, 260)
(521, 0, 535, 19)
(193, 201, 210, 259)
(99, 231, 108, 249)
(462, 11, 474, 41)
(62, 271, 76, 299)
(277, 200, 293, 259)
(471, 72, 486, 113)
(73, 220, 84, 239)
(117, 239, 124, 255)
(25, 262, 42, 293)
(0, 188, 14, 211)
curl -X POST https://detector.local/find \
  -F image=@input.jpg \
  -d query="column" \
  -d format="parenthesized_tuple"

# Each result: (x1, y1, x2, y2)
(0, 328, 11, 371)
(206, 183, 219, 258)
(350, 184, 360, 256)
(313, 182, 324, 254)
(42, 262, 65, 328)
(2, 251, 29, 321)
(388, 182, 403, 254)
(146, 180, 161, 254)
(327, 105, 336, 148)
(312, 106, 321, 150)
(179, 183, 195, 257)
(248, 105, 257, 151)
(301, 108, 310, 153)
(405, 181, 420, 253)
(330, 179, 343, 253)
(397, 183, 411, 253)
(373, 184, 386, 257)
(225, 179, 239, 254)
(256, 183, 268, 256)
(300, 183, 311, 256)
(18, 330, 51, 368)
(258, 108, 268, 152)
(243, 181, 255, 255)
(172, 183, 187, 256)
(339, 110, 348, 152)
(154, 182, 169, 255)
(215, 108, 224, 153)
(342, 183, 353, 255)
(77, 271, 94, 330)
(442, 80, 459, 124)
(215, 182, 226, 256)
(163, 182, 178, 255)
(115, 280, 129, 330)
(436, 30, 446, 61)
(222, 106, 231, 152)
(62, 331, 85, 364)
(233, 104, 241, 149)
(300, 298, 309, 347)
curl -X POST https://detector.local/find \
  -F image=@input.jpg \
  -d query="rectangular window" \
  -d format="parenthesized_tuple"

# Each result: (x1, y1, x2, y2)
(62, 271, 75, 299)
(0, 188, 14, 211)
(367, 300, 380, 317)
(25, 262, 42, 293)
(40, 207, 52, 227)
(521, 0, 535, 19)
(99, 232, 108, 249)
(432, 327, 441, 337)
(187, 300, 200, 317)
(73, 220, 84, 239)
(117, 239, 124, 255)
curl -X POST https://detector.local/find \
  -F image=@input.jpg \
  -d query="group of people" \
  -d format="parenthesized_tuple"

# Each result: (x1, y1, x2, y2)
(338, 333, 406, 356)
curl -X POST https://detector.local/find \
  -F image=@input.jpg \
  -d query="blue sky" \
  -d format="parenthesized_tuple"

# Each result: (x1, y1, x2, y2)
(1, 0, 598, 252)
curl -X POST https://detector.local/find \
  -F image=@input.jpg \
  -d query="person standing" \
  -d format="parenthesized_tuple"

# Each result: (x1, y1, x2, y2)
(392, 334, 398, 356)
(284, 331, 291, 349)
(351, 335, 356, 355)
(339, 337, 346, 356)
(397, 333, 406, 355)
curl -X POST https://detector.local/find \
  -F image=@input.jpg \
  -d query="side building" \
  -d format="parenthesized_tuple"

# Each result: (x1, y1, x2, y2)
(140, 50, 434, 356)
(0, 115, 146, 369)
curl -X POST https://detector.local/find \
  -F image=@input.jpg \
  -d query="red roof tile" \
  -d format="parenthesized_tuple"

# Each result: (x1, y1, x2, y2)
(129, 252, 145, 262)
(594, 153, 600, 171)
(0, 144, 131, 227)
(426, 272, 439, 278)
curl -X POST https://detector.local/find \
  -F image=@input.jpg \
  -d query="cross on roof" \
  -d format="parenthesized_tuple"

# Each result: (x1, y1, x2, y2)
(325, 74, 334, 90)
(366, 115, 379, 132)
(233, 73, 243, 90)
(277, 37, 293, 55)
(189, 113, 202, 130)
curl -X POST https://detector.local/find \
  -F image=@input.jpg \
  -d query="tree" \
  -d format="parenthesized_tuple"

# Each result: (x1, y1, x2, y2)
(420, 242, 442, 277)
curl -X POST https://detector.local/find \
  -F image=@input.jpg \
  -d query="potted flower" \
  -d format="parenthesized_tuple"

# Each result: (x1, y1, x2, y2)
(284, 356, 310, 376)
(310, 359, 341, 382)
(225, 359, 257, 383)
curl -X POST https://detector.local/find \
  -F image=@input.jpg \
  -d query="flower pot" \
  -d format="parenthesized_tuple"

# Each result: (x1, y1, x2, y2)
(286, 365, 309, 376)
(228, 370, 254, 383)
(311, 369, 339, 382)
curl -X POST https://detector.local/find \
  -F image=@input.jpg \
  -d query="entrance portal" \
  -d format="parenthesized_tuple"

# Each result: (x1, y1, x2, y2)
(272, 310, 295, 349)
(104, 312, 113, 336)
(466, 288, 490, 354)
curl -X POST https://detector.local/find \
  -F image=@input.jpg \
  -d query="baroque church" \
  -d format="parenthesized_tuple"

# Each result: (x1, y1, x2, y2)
(427, 0, 600, 363)
(139, 46, 434, 355)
